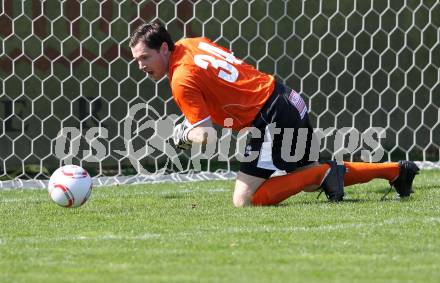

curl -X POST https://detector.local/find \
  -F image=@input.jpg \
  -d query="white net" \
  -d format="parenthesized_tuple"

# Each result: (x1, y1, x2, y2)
(1, 0, 439, 189)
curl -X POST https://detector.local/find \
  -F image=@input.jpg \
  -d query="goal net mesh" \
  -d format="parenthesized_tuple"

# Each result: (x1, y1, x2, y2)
(1, 0, 439, 188)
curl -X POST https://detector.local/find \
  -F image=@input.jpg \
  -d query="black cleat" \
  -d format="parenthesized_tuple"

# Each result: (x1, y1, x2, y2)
(320, 161, 346, 202)
(390, 161, 420, 198)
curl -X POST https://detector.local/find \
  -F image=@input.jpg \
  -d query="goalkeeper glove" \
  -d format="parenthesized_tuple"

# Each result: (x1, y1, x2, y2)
(173, 119, 193, 150)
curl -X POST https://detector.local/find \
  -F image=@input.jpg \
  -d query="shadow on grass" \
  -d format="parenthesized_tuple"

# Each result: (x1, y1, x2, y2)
(273, 198, 369, 207)
(161, 193, 185, 199)
(276, 195, 405, 207)
(373, 183, 440, 194)
(412, 184, 440, 190)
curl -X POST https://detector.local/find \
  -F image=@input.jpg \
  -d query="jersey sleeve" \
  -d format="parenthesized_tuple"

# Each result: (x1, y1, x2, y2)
(170, 67, 211, 126)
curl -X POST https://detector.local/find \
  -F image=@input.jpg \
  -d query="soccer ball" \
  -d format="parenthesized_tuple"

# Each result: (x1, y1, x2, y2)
(48, 165, 93, 208)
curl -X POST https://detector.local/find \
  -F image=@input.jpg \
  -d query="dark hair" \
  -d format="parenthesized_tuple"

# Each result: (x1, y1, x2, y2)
(129, 20, 175, 51)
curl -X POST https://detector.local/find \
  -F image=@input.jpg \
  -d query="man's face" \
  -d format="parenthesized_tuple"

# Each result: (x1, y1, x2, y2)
(131, 41, 170, 81)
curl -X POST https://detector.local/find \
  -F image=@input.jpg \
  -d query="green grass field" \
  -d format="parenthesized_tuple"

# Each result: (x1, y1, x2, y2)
(1, 170, 439, 283)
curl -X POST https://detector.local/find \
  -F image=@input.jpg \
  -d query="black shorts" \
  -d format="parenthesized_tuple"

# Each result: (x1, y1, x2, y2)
(239, 81, 317, 179)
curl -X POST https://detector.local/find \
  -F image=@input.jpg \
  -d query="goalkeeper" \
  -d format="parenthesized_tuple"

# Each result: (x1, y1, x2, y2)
(129, 21, 419, 206)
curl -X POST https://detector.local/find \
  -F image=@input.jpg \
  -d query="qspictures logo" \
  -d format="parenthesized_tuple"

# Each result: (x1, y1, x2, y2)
(54, 103, 386, 174)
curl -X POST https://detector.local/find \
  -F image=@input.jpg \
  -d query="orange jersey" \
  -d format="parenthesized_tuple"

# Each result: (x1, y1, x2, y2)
(168, 37, 275, 130)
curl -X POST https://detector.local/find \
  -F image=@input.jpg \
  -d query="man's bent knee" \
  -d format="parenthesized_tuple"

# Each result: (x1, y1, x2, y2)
(233, 188, 252, 207)
(233, 171, 266, 207)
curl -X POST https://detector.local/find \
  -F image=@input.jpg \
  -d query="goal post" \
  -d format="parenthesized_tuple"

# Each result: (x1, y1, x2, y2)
(1, 0, 439, 188)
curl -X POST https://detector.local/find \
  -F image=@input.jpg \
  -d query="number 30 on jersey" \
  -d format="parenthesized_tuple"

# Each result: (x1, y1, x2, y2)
(193, 42, 242, 83)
